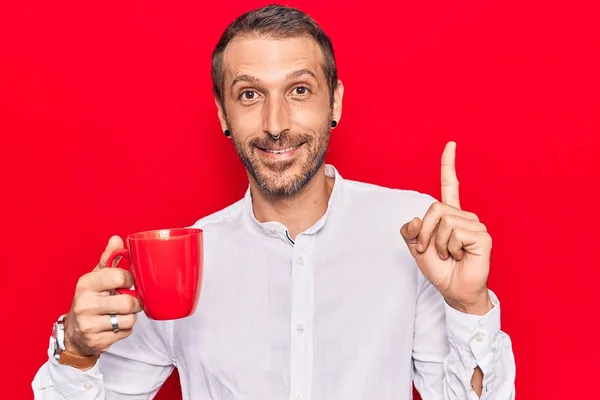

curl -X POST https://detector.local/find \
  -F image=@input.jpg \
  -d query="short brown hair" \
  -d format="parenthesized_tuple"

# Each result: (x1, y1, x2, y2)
(211, 4, 338, 109)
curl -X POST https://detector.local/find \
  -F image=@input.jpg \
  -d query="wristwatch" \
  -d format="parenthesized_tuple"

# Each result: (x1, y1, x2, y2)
(51, 314, 100, 369)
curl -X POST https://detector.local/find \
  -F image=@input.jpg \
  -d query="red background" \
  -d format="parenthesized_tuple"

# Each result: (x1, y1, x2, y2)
(2, 0, 599, 398)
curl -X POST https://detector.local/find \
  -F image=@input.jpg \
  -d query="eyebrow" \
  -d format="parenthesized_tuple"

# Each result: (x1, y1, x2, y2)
(230, 68, 318, 89)
(285, 68, 318, 82)
(231, 74, 260, 87)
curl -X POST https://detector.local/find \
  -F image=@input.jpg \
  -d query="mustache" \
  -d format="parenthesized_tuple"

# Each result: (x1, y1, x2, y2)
(249, 133, 311, 150)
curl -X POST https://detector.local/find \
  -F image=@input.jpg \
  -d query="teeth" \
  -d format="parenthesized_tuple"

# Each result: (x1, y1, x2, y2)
(265, 145, 299, 154)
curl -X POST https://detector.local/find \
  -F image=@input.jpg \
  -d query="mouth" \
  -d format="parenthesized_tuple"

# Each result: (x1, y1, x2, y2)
(255, 143, 305, 160)
(260, 144, 302, 154)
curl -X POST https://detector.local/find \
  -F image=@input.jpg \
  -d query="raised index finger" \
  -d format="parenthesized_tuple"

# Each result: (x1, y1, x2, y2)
(441, 141, 461, 209)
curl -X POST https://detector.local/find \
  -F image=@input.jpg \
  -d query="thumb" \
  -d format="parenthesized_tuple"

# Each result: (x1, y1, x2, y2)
(400, 217, 423, 259)
(96, 235, 125, 270)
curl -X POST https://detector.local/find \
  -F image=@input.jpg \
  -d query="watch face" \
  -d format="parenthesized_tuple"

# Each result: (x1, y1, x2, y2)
(57, 327, 65, 350)
(51, 322, 58, 341)
(52, 316, 66, 353)
(51, 325, 61, 360)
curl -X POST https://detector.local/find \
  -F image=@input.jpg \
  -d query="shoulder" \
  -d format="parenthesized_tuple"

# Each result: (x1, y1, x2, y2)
(341, 177, 438, 220)
(188, 197, 245, 231)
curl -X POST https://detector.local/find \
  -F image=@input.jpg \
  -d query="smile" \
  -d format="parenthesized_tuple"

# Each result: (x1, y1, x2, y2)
(256, 143, 305, 161)
(263, 145, 301, 154)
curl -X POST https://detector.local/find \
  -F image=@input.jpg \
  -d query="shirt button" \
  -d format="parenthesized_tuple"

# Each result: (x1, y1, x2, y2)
(474, 332, 485, 342)
(83, 381, 94, 389)
(296, 324, 305, 334)
(298, 255, 305, 265)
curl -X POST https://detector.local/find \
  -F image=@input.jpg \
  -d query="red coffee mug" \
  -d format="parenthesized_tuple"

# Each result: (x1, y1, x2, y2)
(106, 228, 203, 320)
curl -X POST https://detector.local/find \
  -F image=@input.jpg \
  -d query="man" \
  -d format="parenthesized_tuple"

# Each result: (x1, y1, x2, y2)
(32, 4, 516, 399)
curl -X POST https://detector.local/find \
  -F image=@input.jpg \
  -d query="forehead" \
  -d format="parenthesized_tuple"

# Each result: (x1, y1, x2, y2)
(222, 35, 325, 83)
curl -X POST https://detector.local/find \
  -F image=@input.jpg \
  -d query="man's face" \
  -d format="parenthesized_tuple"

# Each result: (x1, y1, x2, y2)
(217, 36, 343, 196)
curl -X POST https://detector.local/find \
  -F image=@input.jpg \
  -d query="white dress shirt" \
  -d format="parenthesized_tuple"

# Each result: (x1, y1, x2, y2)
(32, 164, 516, 400)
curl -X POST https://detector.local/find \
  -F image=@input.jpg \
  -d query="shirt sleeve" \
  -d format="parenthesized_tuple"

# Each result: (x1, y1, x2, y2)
(412, 276, 516, 400)
(32, 311, 175, 399)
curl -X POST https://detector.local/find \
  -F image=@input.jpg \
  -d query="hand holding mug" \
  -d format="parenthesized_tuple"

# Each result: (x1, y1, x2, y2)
(64, 236, 142, 358)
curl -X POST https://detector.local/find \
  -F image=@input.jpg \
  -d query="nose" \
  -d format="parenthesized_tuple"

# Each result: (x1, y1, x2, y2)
(262, 95, 290, 137)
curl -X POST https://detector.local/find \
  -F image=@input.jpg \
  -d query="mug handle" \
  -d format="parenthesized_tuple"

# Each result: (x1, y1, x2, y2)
(105, 249, 138, 298)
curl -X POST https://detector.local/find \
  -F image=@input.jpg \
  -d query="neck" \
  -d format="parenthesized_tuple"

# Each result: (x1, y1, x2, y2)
(250, 165, 334, 240)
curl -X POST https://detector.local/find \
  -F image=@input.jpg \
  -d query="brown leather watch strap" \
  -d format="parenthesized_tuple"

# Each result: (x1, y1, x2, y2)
(58, 350, 100, 369)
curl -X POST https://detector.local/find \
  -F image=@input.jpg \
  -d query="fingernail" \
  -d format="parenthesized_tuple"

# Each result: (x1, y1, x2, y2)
(416, 242, 423, 252)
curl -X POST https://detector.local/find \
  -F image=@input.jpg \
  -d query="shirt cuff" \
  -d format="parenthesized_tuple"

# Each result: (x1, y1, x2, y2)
(444, 289, 501, 373)
(46, 336, 104, 399)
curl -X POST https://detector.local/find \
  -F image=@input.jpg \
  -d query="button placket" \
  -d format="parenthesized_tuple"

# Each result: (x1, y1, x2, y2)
(288, 236, 314, 400)
(294, 254, 307, 336)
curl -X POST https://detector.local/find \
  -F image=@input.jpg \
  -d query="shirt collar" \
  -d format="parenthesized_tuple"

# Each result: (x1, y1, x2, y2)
(242, 164, 344, 239)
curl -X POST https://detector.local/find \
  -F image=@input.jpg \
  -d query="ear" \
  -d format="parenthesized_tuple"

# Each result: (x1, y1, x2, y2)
(214, 96, 228, 132)
(332, 79, 344, 124)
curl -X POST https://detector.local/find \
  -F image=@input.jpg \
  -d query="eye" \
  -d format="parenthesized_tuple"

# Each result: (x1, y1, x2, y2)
(240, 91, 258, 100)
(292, 86, 309, 96)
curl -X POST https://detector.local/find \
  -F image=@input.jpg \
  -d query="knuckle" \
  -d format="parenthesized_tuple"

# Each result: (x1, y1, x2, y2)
(114, 295, 136, 313)
(112, 270, 127, 289)
(125, 296, 138, 312)
(72, 304, 85, 317)
(77, 320, 95, 335)
(468, 212, 480, 222)
(72, 297, 92, 316)
(485, 233, 493, 247)
(120, 314, 137, 330)
(75, 273, 92, 292)
(439, 215, 448, 228)
(440, 214, 454, 228)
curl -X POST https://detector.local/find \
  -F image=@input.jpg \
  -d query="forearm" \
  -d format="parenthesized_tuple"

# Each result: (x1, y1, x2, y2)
(33, 312, 175, 399)
(32, 352, 106, 400)
(443, 291, 516, 399)
(413, 288, 516, 400)
(446, 293, 492, 397)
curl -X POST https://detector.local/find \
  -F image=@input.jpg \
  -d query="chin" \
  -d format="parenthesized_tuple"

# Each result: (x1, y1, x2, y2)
(253, 160, 321, 197)
(236, 136, 329, 197)
(256, 166, 306, 196)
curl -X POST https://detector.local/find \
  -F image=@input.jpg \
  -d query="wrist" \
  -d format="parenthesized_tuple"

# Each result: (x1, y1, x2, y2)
(445, 290, 493, 316)
(63, 332, 87, 357)
(62, 313, 94, 357)
(53, 313, 100, 370)
(62, 314, 83, 355)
